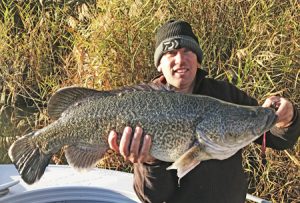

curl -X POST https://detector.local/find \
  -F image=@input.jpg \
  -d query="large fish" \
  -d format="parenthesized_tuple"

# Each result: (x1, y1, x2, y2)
(8, 84, 277, 184)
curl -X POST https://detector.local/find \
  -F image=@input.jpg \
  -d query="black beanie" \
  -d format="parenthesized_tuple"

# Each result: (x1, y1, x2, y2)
(154, 20, 203, 67)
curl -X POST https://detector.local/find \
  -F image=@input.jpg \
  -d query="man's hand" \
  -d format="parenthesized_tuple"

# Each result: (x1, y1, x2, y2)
(108, 126, 156, 163)
(262, 96, 294, 128)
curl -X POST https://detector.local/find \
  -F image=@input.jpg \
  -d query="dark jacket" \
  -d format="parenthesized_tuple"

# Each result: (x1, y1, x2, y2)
(133, 69, 300, 203)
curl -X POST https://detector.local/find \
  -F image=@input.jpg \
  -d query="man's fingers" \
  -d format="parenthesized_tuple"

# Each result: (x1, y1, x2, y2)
(108, 130, 119, 153)
(262, 96, 280, 108)
(138, 135, 152, 163)
(129, 126, 143, 163)
(119, 127, 133, 159)
(107, 126, 155, 163)
(263, 96, 294, 128)
(275, 99, 294, 127)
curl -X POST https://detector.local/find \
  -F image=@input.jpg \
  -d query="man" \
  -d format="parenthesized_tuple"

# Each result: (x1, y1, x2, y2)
(108, 20, 300, 203)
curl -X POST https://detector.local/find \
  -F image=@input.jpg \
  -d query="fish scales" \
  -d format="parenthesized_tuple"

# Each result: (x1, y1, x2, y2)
(8, 86, 277, 184)
(20, 92, 197, 157)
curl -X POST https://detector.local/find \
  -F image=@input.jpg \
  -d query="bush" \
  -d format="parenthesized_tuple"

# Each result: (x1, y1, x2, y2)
(0, 0, 299, 202)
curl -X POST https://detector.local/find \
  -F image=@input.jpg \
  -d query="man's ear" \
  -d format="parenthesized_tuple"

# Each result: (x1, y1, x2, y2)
(157, 65, 162, 72)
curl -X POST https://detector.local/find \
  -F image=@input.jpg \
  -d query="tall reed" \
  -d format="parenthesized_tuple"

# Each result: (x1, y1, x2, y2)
(0, 0, 299, 202)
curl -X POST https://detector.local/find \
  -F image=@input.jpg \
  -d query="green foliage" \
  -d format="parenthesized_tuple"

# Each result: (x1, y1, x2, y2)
(0, 0, 299, 202)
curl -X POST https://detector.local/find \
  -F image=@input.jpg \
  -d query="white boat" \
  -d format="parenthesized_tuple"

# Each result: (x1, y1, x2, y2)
(0, 164, 271, 203)
(0, 164, 139, 203)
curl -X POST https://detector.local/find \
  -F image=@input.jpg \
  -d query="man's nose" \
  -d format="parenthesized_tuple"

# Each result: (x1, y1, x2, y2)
(174, 51, 185, 64)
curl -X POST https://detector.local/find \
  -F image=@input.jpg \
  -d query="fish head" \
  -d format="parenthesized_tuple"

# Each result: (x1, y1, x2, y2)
(219, 105, 277, 146)
(196, 104, 277, 159)
(199, 105, 277, 144)
(237, 106, 277, 134)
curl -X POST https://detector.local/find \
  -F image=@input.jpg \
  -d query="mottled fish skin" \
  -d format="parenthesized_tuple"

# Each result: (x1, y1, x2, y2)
(8, 86, 277, 184)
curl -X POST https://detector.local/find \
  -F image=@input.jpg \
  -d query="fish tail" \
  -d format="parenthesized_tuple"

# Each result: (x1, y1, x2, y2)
(8, 132, 52, 184)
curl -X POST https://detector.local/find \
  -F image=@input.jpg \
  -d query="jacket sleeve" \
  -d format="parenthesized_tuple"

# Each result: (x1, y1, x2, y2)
(223, 81, 300, 150)
(133, 161, 178, 203)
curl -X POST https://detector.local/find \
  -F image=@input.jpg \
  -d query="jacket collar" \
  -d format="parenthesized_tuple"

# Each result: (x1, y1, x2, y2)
(192, 69, 208, 93)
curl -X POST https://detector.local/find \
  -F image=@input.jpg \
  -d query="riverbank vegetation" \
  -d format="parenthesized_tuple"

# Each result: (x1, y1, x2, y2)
(0, 0, 299, 202)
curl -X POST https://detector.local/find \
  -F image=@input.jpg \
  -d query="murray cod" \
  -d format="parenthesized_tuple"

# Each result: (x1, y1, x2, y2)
(9, 84, 277, 184)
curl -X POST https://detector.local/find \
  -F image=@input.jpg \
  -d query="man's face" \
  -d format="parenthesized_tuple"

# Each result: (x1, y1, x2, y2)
(157, 47, 198, 90)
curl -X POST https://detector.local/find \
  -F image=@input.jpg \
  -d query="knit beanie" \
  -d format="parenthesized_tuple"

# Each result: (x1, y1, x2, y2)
(154, 20, 203, 67)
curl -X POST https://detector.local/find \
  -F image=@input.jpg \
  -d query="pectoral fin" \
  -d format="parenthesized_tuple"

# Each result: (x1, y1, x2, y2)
(166, 145, 211, 181)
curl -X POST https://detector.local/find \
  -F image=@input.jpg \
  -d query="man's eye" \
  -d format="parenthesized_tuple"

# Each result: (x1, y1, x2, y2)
(166, 51, 176, 56)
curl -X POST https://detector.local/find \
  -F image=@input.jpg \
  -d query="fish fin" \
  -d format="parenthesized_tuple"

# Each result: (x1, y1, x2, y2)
(64, 144, 107, 171)
(276, 134, 287, 141)
(269, 127, 288, 141)
(115, 83, 174, 93)
(166, 145, 210, 181)
(48, 87, 110, 120)
(48, 84, 173, 120)
(8, 132, 52, 184)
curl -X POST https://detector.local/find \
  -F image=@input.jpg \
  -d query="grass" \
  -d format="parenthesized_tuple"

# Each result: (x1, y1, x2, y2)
(0, 0, 299, 202)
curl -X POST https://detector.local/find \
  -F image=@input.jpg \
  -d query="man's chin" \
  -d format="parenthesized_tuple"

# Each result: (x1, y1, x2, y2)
(170, 80, 188, 88)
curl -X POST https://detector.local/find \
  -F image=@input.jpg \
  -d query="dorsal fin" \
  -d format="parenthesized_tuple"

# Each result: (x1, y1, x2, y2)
(48, 87, 111, 120)
(48, 84, 172, 120)
(115, 83, 174, 93)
